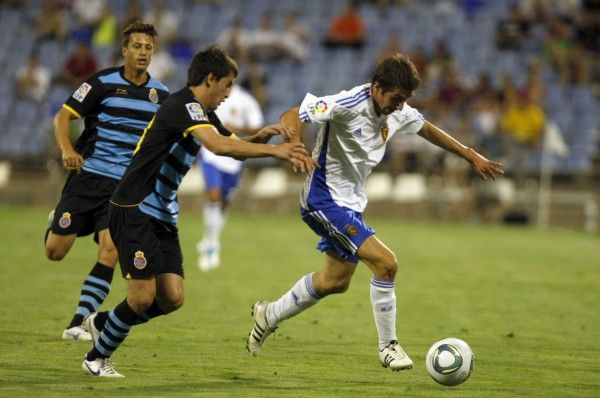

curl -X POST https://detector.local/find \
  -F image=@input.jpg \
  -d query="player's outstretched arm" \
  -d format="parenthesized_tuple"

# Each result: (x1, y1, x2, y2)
(192, 125, 315, 173)
(280, 107, 303, 143)
(53, 107, 83, 172)
(418, 120, 504, 180)
(242, 123, 298, 144)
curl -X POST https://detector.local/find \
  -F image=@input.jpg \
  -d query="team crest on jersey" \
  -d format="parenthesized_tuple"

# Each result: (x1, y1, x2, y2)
(345, 224, 358, 236)
(72, 83, 92, 103)
(185, 102, 206, 121)
(308, 100, 328, 115)
(58, 212, 72, 228)
(133, 251, 147, 269)
(149, 88, 159, 103)
(115, 88, 128, 96)
(380, 123, 389, 142)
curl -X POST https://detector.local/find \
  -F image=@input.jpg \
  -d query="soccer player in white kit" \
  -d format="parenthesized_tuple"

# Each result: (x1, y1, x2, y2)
(246, 53, 504, 370)
(197, 84, 264, 271)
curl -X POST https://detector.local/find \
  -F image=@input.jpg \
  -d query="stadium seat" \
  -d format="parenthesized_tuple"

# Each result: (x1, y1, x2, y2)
(249, 167, 289, 198)
(392, 173, 427, 203)
(365, 172, 393, 201)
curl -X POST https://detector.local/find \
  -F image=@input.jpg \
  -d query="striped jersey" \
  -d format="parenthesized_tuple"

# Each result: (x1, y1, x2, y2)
(111, 87, 232, 224)
(63, 66, 169, 180)
(298, 83, 425, 213)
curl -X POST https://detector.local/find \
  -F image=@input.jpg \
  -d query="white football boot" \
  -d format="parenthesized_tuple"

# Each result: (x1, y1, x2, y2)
(246, 301, 277, 357)
(379, 340, 414, 371)
(82, 357, 124, 377)
(83, 312, 100, 344)
(197, 240, 220, 271)
(61, 325, 92, 341)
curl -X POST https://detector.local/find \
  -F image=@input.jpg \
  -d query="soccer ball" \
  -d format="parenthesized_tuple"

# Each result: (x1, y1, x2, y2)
(425, 337, 474, 386)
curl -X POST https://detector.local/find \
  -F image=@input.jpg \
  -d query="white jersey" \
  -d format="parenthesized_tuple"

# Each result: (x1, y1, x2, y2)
(299, 83, 424, 212)
(201, 85, 264, 174)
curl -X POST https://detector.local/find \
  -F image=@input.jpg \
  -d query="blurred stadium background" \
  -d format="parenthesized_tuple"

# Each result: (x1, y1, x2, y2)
(0, 0, 599, 231)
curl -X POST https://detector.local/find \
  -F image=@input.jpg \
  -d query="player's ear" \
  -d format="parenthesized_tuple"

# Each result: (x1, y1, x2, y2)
(205, 72, 216, 87)
(121, 46, 127, 57)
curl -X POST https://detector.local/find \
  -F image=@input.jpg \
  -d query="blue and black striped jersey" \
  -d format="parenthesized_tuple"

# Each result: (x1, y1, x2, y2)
(111, 87, 232, 225)
(63, 66, 169, 180)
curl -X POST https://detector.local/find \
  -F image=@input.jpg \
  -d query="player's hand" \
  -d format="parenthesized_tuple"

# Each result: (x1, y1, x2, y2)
(61, 148, 84, 173)
(259, 123, 298, 142)
(467, 149, 504, 180)
(273, 142, 317, 173)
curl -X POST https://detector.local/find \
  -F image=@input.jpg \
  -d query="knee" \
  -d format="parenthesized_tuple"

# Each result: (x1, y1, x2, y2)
(320, 274, 352, 295)
(97, 245, 118, 267)
(373, 253, 398, 281)
(45, 246, 66, 261)
(158, 294, 184, 314)
(128, 295, 155, 315)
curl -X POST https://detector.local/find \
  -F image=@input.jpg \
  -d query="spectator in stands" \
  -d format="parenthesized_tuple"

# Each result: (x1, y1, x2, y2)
(15, 51, 51, 102)
(499, 90, 545, 186)
(376, 32, 403, 64)
(144, 1, 179, 45)
(73, 0, 105, 26)
(120, 0, 142, 32)
(239, 57, 270, 108)
(281, 11, 310, 63)
(35, 0, 67, 43)
(436, 62, 466, 111)
(247, 12, 284, 62)
(541, 16, 573, 71)
(92, 4, 118, 48)
(147, 43, 176, 83)
(216, 17, 249, 60)
(323, 0, 366, 50)
(57, 41, 99, 87)
(495, 3, 532, 50)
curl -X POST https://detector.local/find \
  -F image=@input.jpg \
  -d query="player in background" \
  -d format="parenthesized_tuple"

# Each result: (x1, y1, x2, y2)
(246, 53, 504, 371)
(44, 22, 168, 341)
(197, 83, 264, 271)
(81, 45, 315, 377)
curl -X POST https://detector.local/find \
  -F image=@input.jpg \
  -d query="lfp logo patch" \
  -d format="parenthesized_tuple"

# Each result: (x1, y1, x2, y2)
(314, 100, 328, 114)
(59, 212, 72, 228)
(308, 100, 328, 115)
(133, 251, 147, 270)
(72, 83, 92, 103)
(185, 102, 206, 121)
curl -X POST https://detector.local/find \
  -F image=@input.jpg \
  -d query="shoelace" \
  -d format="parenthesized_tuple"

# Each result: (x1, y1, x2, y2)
(99, 359, 118, 374)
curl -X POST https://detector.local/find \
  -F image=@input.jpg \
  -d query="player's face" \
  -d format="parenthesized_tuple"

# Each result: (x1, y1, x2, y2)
(372, 83, 413, 116)
(206, 72, 235, 110)
(122, 33, 155, 72)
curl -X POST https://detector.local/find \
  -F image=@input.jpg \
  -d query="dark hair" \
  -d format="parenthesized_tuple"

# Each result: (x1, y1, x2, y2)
(187, 45, 239, 86)
(371, 53, 421, 93)
(122, 21, 158, 47)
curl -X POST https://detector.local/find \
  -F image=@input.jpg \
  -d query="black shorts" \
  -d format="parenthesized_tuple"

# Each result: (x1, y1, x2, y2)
(51, 170, 118, 237)
(108, 204, 184, 279)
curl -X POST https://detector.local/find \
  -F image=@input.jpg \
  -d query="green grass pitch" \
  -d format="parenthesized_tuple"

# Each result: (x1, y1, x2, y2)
(0, 205, 598, 397)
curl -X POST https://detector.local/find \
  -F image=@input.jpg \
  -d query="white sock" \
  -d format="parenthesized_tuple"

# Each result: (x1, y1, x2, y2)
(370, 278, 397, 350)
(266, 273, 322, 327)
(203, 202, 224, 246)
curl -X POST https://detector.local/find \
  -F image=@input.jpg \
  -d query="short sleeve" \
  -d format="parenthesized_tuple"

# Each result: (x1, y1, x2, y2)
(63, 76, 105, 118)
(388, 103, 425, 136)
(298, 92, 342, 125)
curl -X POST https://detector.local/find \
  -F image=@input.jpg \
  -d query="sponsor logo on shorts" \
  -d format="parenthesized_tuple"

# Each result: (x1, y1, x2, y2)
(72, 83, 92, 102)
(345, 224, 358, 236)
(58, 212, 72, 228)
(133, 251, 147, 269)
(149, 88, 159, 104)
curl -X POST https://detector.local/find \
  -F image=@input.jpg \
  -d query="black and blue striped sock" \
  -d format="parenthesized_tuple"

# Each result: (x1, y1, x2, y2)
(67, 262, 114, 329)
(86, 299, 140, 360)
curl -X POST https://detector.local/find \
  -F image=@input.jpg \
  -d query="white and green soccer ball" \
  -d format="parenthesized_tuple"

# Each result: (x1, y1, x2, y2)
(425, 337, 474, 386)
